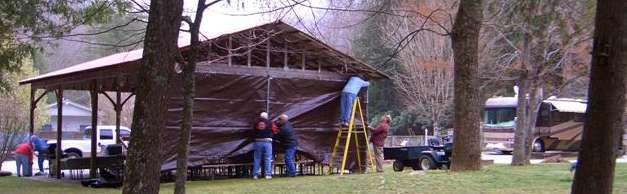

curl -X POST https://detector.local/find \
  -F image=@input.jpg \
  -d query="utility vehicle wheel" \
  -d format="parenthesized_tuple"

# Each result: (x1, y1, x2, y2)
(392, 160, 404, 172)
(418, 155, 436, 170)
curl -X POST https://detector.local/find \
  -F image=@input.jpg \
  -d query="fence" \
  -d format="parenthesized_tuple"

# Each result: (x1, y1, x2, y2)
(384, 135, 430, 147)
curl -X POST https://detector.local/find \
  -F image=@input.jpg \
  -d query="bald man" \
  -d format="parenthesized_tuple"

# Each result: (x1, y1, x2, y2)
(275, 114, 298, 177)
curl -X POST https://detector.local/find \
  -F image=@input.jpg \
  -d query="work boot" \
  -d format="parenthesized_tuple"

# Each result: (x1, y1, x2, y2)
(265, 176, 272, 180)
(253, 176, 258, 180)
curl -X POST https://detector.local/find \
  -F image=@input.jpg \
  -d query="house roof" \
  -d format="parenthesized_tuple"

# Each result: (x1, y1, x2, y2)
(19, 20, 387, 91)
(47, 99, 92, 117)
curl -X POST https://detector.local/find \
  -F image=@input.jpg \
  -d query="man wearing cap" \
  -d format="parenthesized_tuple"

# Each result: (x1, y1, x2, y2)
(275, 114, 298, 177)
(252, 112, 276, 179)
(370, 115, 391, 173)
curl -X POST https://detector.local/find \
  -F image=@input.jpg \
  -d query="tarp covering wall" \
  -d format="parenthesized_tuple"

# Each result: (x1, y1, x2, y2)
(160, 73, 363, 170)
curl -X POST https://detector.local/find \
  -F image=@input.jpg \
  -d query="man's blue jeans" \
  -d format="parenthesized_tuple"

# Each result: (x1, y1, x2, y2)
(36, 152, 45, 173)
(284, 146, 297, 176)
(253, 141, 272, 177)
(340, 92, 357, 124)
(15, 154, 31, 177)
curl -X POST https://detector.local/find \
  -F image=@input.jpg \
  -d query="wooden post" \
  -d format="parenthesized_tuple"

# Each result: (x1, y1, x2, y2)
(247, 32, 252, 67)
(266, 39, 271, 69)
(89, 85, 98, 178)
(301, 53, 306, 71)
(283, 44, 288, 70)
(55, 88, 63, 179)
(115, 89, 122, 144)
(228, 35, 232, 66)
(29, 88, 35, 135)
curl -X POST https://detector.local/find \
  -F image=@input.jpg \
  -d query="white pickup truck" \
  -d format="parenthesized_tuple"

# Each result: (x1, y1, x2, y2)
(48, 125, 131, 158)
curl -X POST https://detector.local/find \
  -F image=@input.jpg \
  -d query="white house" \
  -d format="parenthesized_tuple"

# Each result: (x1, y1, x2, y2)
(45, 99, 93, 132)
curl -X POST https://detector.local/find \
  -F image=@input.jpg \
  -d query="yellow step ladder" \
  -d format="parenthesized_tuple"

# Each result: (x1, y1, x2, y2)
(327, 97, 375, 175)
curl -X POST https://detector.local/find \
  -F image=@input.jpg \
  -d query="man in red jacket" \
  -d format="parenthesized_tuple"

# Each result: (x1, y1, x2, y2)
(370, 115, 391, 173)
(15, 142, 33, 177)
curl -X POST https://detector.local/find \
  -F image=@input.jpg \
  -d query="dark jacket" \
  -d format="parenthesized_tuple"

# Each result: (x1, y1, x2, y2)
(253, 118, 274, 139)
(275, 121, 298, 148)
(370, 122, 389, 147)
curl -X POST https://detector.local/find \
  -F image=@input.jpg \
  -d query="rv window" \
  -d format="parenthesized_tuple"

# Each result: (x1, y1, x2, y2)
(119, 130, 131, 138)
(485, 108, 516, 126)
(100, 129, 114, 140)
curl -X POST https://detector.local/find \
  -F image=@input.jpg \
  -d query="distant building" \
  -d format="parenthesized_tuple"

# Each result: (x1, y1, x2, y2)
(45, 99, 92, 132)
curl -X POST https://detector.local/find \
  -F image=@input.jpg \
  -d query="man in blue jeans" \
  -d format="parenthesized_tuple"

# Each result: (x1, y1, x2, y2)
(340, 76, 370, 126)
(252, 112, 276, 180)
(275, 114, 298, 177)
(30, 135, 49, 175)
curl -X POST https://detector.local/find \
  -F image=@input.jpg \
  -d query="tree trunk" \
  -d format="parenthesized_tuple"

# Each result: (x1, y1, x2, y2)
(571, 0, 627, 193)
(524, 86, 541, 160)
(512, 77, 529, 165)
(450, 0, 484, 171)
(122, 0, 183, 193)
(174, 1, 206, 194)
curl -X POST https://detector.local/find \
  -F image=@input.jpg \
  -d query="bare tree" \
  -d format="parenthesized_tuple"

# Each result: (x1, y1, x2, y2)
(382, 0, 455, 133)
(571, 0, 627, 193)
(122, 0, 184, 193)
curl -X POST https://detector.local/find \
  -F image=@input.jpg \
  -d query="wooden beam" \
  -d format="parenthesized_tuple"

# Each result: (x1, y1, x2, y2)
(283, 44, 288, 70)
(196, 63, 349, 82)
(55, 88, 63, 179)
(301, 53, 306, 71)
(266, 39, 271, 68)
(115, 88, 122, 144)
(228, 36, 232, 66)
(29, 88, 35, 134)
(89, 83, 98, 178)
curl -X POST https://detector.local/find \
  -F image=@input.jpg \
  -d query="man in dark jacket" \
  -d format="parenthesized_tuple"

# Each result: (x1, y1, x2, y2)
(370, 115, 391, 173)
(252, 112, 276, 179)
(275, 114, 298, 177)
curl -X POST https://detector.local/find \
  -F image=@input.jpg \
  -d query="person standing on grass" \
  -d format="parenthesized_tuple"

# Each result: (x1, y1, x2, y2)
(30, 135, 49, 175)
(339, 76, 370, 126)
(275, 114, 298, 177)
(252, 112, 276, 180)
(370, 115, 391, 173)
(14, 141, 34, 177)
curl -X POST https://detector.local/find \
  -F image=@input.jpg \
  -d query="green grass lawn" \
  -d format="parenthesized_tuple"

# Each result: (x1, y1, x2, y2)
(1, 164, 626, 194)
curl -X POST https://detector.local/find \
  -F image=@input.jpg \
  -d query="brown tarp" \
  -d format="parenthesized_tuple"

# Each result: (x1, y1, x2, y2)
(160, 74, 365, 170)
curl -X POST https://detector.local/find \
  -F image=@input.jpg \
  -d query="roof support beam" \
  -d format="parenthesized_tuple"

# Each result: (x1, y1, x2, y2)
(266, 39, 271, 69)
(228, 36, 232, 66)
(283, 44, 288, 70)
(89, 82, 98, 178)
(196, 63, 348, 82)
(55, 88, 63, 179)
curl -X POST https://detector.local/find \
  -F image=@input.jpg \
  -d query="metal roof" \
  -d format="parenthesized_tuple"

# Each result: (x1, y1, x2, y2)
(485, 96, 587, 113)
(19, 20, 387, 87)
(544, 98, 587, 113)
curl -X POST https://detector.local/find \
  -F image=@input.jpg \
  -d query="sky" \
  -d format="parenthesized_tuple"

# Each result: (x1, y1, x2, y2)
(175, 0, 330, 43)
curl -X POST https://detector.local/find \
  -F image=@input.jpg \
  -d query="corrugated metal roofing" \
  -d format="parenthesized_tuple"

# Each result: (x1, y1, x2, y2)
(20, 20, 387, 85)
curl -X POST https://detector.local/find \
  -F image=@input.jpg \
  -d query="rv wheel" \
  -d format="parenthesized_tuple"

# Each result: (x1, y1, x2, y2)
(533, 140, 545, 152)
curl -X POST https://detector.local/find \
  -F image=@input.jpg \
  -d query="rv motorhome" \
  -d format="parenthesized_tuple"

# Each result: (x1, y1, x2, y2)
(482, 96, 625, 154)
